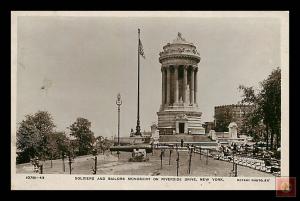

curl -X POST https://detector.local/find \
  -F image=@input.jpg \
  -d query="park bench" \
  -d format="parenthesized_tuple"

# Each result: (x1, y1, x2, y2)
(255, 165, 261, 170)
(272, 171, 280, 177)
(260, 166, 267, 172)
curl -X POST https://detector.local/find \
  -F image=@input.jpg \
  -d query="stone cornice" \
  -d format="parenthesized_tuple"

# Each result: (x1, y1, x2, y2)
(157, 110, 203, 116)
(161, 64, 199, 70)
(159, 54, 201, 64)
(214, 104, 254, 109)
(162, 42, 195, 51)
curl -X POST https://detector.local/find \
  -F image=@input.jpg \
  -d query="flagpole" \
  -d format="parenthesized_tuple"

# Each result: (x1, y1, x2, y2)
(136, 28, 141, 136)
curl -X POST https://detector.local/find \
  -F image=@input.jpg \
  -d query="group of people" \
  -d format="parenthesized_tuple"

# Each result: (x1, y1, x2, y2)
(30, 156, 42, 173)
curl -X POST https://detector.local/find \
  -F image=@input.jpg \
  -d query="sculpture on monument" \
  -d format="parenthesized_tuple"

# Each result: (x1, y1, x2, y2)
(228, 122, 238, 139)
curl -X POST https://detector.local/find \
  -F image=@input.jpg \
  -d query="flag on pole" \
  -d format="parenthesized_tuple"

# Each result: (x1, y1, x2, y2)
(139, 39, 145, 59)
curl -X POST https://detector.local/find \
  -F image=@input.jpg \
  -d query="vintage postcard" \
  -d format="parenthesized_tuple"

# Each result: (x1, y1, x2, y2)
(11, 11, 289, 190)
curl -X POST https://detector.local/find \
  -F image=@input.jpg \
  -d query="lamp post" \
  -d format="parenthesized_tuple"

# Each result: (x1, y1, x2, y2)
(91, 139, 99, 174)
(116, 93, 122, 158)
(232, 143, 237, 177)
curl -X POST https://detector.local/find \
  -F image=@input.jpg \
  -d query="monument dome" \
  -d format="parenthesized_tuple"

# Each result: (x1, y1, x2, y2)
(159, 32, 200, 65)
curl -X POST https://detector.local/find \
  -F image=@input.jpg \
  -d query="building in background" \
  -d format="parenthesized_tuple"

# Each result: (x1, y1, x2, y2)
(214, 104, 254, 133)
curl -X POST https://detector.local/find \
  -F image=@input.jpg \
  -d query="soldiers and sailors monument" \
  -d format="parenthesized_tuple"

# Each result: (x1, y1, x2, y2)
(157, 32, 206, 140)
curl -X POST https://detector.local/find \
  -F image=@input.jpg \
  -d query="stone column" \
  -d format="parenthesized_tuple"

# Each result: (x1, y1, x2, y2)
(184, 122, 188, 134)
(194, 67, 198, 104)
(183, 66, 187, 104)
(161, 67, 165, 105)
(174, 66, 179, 104)
(166, 67, 170, 105)
(190, 67, 194, 105)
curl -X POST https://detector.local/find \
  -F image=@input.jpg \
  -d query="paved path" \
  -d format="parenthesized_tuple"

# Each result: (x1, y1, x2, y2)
(16, 151, 273, 177)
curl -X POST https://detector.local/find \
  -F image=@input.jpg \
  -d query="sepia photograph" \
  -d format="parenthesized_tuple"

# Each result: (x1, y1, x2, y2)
(11, 11, 289, 190)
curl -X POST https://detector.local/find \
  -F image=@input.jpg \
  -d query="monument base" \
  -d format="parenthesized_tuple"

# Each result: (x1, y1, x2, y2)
(157, 108, 205, 135)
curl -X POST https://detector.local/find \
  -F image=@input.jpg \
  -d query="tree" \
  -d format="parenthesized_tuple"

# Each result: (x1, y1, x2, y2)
(45, 132, 72, 167)
(17, 111, 55, 163)
(239, 68, 281, 150)
(53, 132, 76, 172)
(69, 118, 95, 156)
(261, 68, 281, 149)
(92, 136, 113, 154)
(240, 112, 265, 142)
(55, 132, 69, 154)
(45, 132, 58, 167)
(101, 137, 113, 154)
(214, 107, 234, 132)
(94, 136, 103, 154)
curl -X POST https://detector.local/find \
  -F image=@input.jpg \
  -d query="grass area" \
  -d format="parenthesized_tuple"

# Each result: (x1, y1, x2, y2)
(16, 150, 273, 177)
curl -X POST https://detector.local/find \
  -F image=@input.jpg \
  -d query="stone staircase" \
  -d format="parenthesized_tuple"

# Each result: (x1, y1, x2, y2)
(159, 134, 212, 142)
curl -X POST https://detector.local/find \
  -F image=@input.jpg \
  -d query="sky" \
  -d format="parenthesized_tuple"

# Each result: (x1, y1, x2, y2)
(16, 14, 281, 138)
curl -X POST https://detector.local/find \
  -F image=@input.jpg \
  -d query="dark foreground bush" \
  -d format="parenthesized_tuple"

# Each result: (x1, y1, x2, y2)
(16, 151, 31, 164)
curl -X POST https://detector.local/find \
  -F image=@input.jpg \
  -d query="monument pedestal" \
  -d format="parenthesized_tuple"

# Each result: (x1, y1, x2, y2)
(157, 108, 205, 136)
